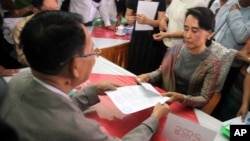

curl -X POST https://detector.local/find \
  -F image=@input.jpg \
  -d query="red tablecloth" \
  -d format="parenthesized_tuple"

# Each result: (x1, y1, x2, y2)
(83, 73, 199, 141)
(91, 26, 131, 40)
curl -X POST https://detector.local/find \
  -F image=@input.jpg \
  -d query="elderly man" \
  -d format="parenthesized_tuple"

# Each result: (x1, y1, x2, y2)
(0, 11, 169, 141)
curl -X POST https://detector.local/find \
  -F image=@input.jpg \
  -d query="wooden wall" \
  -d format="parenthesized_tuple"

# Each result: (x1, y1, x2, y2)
(100, 42, 129, 69)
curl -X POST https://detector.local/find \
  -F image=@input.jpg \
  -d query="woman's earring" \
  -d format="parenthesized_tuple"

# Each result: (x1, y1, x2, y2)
(206, 38, 212, 47)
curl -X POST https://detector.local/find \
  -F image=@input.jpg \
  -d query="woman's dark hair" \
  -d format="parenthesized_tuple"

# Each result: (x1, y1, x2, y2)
(185, 7, 215, 32)
(20, 10, 85, 75)
(185, 7, 215, 46)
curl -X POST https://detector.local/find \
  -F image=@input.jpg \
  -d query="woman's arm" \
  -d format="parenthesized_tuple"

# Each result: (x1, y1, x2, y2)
(153, 30, 184, 41)
(136, 11, 165, 28)
(135, 67, 162, 86)
(183, 59, 221, 108)
(227, 4, 250, 44)
(125, 7, 136, 26)
(237, 66, 250, 122)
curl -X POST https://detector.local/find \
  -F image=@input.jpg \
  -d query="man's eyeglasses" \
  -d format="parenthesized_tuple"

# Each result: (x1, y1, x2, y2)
(59, 48, 102, 66)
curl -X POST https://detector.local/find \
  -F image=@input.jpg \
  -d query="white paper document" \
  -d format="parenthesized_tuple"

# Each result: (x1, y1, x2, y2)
(105, 83, 169, 114)
(135, 1, 159, 31)
(163, 113, 217, 141)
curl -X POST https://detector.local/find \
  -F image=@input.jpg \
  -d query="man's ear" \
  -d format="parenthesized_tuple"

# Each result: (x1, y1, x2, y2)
(70, 59, 80, 78)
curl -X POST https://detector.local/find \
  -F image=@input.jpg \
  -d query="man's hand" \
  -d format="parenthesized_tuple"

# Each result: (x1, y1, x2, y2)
(151, 102, 170, 120)
(93, 82, 120, 95)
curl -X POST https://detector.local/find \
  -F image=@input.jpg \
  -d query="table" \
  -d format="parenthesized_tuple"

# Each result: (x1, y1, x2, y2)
(88, 26, 130, 68)
(87, 57, 228, 141)
(3, 57, 228, 141)
(99, 42, 129, 68)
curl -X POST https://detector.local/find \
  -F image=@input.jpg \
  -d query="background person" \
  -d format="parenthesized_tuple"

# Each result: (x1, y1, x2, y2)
(0, 6, 23, 69)
(239, 64, 250, 122)
(210, 0, 250, 120)
(153, 0, 207, 48)
(213, 39, 250, 121)
(209, 0, 247, 96)
(114, 0, 126, 25)
(125, 0, 167, 75)
(13, 0, 59, 66)
(69, 0, 116, 30)
(1, 0, 33, 17)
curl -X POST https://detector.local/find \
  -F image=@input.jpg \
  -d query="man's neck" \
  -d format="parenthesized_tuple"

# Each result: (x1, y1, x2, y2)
(32, 70, 73, 94)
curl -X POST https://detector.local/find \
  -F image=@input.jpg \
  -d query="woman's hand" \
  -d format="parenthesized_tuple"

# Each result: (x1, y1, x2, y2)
(153, 32, 168, 41)
(136, 14, 148, 24)
(163, 91, 185, 104)
(237, 104, 249, 122)
(159, 17, 168, 32)
(105, 24, 116, 31)
(135, 73, 149, 84)
(126, 15, 136, 25)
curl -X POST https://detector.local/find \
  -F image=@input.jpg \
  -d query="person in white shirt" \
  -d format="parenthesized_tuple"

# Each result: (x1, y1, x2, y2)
(69, 0, 116, 30)
(153, 0, 207, 48)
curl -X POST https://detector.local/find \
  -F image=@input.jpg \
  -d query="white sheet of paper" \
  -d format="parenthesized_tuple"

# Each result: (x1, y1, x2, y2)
(163, 113, 217, 141)
(140, 82, 160, 95)
(105, 84, 169, 114)
(135, 1, 159, 31)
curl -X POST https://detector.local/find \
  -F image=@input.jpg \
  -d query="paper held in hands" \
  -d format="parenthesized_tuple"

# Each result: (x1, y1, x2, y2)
(135, 1, 159, 31)
(105, 82, 169, 114)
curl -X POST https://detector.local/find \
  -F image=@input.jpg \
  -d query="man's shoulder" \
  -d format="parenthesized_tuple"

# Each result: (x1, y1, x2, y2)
(9, 69, 32, 84)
